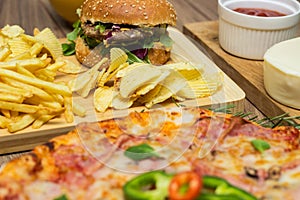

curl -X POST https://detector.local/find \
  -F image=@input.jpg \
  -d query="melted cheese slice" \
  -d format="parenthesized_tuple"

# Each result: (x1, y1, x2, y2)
(263, 37, 300, 109)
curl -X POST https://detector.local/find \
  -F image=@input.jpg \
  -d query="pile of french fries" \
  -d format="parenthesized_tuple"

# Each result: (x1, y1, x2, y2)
(0, 25, 86, 133)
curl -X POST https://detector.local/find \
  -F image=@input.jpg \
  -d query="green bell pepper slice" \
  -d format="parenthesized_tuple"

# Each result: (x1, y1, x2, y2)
(123, 170, 172, 200)
(201, 175, 257, 200)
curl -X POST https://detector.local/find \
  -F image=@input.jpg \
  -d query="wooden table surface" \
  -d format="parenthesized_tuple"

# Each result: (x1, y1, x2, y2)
(0, 0, 264, 166)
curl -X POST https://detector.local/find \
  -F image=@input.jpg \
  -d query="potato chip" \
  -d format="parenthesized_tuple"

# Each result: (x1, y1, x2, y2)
(137, 84, 162, 105)
(115, 62, 145, 78)
(145, 86, 173, 108)
(76, 70, 100, 98)
(100, 62, 129, 85)
(1, 25, 24, 38)
(8, 37, 31, 57)
(135, 70, 170, 96)
(34, 28, 62, 60)
(119, 64, 162, 98)
(72, 102, 87, 117)
(177, 72, 223, 98)
(57, 59, 84, 74)
(94, 86, 114, 112)
(108, 48, 128, 73)
(112, 92, 138, 110)
(71, 58, 108, 92)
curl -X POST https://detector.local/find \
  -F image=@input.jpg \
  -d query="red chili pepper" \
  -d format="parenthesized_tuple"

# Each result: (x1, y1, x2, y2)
(168, 171, 203, 200)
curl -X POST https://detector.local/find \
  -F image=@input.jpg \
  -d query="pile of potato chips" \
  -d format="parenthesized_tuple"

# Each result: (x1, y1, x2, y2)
(71, 48, 223, 113)
(0, 25, 85, 133)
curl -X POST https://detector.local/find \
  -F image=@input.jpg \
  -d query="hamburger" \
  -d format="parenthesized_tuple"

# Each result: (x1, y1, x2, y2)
(71, 0, 177, 67)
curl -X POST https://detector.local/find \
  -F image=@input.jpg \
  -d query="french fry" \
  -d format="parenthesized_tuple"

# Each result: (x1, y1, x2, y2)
(34, 68, 56, 82)
(10, 111, 19, 118)
(16, 64, 35, 78)
(1, 77, 55, 101)
(0, 58, 45, 70)
(0, 115, 10, 129)
(0, 100, 64, 116)
(0, 83, 32, 98)
(1, 109, 11, 118)
(24, 96, 62, 109)
(30, 42, 44, 57)
(32, 115, 55, 129)
(0, 68, 71, 96)
(64, 96, 74, 123)
(10, 52, 33, 61)
(34, 106, 65, 117)
(33, 28, 40, 36)
(0, 101, 41, 113)
(51, 94, 64, 106)
(46, 60, 65, 72)
(0, 92, 25, 103)
(0, 47, 11, 61)
(7, 114, 36, 133)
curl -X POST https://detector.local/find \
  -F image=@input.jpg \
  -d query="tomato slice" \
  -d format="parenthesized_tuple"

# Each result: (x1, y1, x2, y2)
(169, 171, 203, 200)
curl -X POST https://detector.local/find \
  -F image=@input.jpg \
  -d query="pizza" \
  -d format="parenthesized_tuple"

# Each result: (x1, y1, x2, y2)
(0, 107, 300, 200)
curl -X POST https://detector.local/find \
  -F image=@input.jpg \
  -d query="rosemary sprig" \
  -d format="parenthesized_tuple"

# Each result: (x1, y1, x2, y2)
(209, 104, 235, 113)
(171, 97, 186, 108)
(210, 104, 300, 129)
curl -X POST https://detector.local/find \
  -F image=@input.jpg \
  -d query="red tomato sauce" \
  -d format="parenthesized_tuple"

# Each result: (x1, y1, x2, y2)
(233, 8, 286, 17)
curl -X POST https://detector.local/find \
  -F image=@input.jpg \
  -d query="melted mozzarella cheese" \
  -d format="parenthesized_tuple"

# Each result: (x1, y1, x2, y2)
(263, 37, 300, 109)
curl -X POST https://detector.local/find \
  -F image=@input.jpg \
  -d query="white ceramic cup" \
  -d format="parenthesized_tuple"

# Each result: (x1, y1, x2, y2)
(218, 0, 300, 60)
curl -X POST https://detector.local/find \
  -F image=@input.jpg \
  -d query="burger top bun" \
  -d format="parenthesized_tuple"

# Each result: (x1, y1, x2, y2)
(80, 0, 177, 26)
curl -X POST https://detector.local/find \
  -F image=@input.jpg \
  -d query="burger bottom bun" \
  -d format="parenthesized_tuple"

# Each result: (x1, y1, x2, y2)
(75, 37, 105, 67)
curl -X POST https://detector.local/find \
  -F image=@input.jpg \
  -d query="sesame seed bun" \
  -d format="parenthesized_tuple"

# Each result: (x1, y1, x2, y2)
(80, 0, 177, 26)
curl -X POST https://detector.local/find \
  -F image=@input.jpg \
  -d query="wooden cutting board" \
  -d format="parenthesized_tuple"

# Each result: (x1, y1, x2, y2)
(0, 27, 245, 154)
(183, 20, 300, 120)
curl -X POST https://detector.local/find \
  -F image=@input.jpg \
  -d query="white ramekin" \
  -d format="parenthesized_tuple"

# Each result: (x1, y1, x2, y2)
(218, 0, 300, 60)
